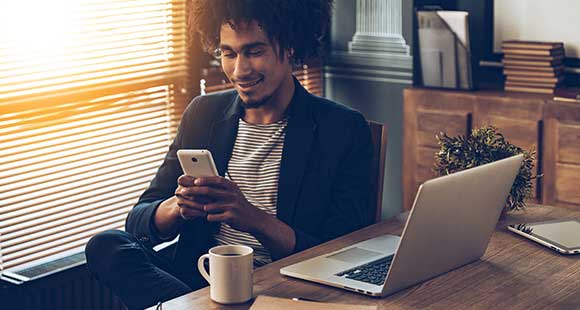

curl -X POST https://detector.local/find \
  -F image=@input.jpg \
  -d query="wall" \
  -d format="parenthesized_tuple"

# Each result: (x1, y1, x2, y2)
(326, 0, 414, 219)
(494, 0, 580, 58)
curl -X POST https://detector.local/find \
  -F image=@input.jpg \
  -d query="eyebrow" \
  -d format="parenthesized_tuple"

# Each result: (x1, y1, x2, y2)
(219, 42, 269, 52)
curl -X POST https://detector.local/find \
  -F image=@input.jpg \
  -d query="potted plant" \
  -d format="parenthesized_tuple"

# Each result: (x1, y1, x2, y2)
(433, 126, 539, 212)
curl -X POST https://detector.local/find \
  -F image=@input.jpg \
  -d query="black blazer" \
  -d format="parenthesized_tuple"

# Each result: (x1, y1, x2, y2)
(126, 79, 373, 288)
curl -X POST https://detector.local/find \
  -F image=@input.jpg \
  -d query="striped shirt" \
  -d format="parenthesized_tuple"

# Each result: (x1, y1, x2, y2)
(213, 117, 288, 266)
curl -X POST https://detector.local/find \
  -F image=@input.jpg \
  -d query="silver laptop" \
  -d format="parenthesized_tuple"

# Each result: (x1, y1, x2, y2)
(280, 155, 523, 297)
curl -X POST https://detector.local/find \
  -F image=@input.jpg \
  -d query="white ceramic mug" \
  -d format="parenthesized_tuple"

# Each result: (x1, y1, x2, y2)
(197, 244, 253, 304)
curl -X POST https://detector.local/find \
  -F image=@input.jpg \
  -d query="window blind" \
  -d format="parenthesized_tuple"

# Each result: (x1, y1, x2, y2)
(0, 0, 189, 271)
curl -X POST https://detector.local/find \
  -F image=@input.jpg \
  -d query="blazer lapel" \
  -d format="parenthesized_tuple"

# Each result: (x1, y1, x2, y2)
(277, 82, 316, 225)
(207, 96, 242, 176)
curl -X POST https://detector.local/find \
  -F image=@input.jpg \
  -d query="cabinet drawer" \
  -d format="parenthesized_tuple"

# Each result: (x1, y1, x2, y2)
(417, 111, 470, 148)
(555, 163, 580, 204)
(477, 116, 539, 151)
(558, 123, 580, 165)
(416, 146, 439, 184)
(477, 116, 542, 200)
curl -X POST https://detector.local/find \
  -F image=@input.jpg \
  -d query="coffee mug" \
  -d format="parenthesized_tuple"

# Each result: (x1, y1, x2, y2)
(197, 244, 253, 304)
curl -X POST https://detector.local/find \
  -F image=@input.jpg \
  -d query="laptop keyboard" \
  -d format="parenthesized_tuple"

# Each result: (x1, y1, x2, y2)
(335, 255, 393, 286)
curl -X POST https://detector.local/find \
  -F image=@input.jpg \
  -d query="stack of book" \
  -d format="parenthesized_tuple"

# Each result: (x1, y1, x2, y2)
(502, 41, 565, 94)
(554, 87, 580, 103)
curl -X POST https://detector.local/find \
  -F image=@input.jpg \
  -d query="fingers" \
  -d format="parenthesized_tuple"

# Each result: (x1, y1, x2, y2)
(176, 176, 231, 198)
(194, 176, 234, 189)
(177, 175, 195, 187)
(176, 198, 206, 220)
(175, 175, 197, 198)
(206, 212, 229, 222)
(185, 185, 232, 201)
(176, 196, 205, 211)
(179, 207, 205, 220)
(203, 203, 228, 214)
(174, 175, 241, 222)
(176, 175, 237, 203)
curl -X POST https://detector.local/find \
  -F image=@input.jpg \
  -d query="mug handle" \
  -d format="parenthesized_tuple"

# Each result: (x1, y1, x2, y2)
(197, 254, 211, 284)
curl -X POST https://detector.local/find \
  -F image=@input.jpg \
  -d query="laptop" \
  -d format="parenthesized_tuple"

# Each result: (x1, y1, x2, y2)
(280, 155, 523, 297)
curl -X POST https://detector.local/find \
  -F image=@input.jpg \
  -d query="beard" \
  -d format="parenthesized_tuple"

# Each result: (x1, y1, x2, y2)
(240, 93, 272, 109)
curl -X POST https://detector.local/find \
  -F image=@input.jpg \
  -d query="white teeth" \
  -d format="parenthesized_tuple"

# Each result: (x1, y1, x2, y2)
(239, 79, 261, 88)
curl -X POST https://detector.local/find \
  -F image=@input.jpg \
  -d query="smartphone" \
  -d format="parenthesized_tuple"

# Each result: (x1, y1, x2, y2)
(177, 149, 219, 177)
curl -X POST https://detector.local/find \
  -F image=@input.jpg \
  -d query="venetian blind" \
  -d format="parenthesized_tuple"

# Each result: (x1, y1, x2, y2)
(0, 0, 189, 271)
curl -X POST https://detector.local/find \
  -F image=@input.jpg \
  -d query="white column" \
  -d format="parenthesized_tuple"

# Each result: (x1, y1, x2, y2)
(349, 0, 409, 55)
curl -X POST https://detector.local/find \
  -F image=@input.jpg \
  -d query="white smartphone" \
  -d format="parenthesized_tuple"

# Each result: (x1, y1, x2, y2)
(177, 149, 219, 177)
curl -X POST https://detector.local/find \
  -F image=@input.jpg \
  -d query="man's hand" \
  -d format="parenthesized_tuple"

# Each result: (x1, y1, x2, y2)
(189, 176, 267, 233)
(174, 175, 208, 220)
(179, 175, 296, 258)
(153, 174, 210, 239)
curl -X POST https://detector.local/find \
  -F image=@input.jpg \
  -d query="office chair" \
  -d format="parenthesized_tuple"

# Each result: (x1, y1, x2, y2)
(368, 121, 388, 223)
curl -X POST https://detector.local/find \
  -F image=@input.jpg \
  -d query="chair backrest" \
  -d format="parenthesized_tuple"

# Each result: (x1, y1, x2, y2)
(368, 121, 388, 223)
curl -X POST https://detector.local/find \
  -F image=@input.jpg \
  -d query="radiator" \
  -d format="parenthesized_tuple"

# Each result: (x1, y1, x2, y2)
(1, 253, 126, 310)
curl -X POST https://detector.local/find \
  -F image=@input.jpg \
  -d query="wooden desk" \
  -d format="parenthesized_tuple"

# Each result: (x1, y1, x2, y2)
(156, 205, 580, 309)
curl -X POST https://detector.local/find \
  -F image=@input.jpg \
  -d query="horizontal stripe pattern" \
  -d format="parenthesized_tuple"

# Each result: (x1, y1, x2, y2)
(0, 0, 188, 270)
(214, 118, 288, 266)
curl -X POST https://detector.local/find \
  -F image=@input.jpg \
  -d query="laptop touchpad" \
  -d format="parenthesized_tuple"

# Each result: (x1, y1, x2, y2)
(326, 247, 383, 263)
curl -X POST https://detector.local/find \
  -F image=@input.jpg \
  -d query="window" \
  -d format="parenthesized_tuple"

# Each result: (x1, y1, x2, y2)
(0, 0, 189, 271)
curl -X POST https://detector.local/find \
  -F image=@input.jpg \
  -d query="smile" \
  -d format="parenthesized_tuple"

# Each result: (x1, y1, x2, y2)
(237, 77, 263, 90)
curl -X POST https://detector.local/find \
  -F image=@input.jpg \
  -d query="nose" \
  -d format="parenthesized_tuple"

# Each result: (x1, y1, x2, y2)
(233, 54, 251, 79)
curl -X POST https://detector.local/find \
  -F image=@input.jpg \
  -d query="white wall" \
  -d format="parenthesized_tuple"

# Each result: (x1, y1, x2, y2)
(494, 0, 580, 57)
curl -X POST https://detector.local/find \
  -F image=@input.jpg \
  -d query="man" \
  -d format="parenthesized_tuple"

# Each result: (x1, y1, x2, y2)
(86, 0, 373, 308)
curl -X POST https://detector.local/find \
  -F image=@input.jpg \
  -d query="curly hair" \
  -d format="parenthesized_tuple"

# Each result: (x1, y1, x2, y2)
(189, 0, 333, 63)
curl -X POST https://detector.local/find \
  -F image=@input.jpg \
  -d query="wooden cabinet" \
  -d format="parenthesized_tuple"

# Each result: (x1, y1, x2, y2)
(403, 90, 475, 210)
(544, 101, 580, 206)
(403, 87, 565, 210)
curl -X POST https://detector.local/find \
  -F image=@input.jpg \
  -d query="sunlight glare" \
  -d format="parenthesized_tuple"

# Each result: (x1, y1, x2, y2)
(0, 1, 78, 60)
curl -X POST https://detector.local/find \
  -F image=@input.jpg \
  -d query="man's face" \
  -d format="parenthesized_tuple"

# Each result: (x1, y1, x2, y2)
(219, 21, 293, 108)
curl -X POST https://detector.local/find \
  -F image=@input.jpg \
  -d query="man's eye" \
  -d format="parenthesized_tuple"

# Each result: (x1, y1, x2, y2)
(222, 53, 236, 58)
(246, 50, 264, 57)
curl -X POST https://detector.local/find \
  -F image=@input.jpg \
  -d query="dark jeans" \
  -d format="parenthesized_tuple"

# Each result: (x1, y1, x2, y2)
(85, 230, 204, 310)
